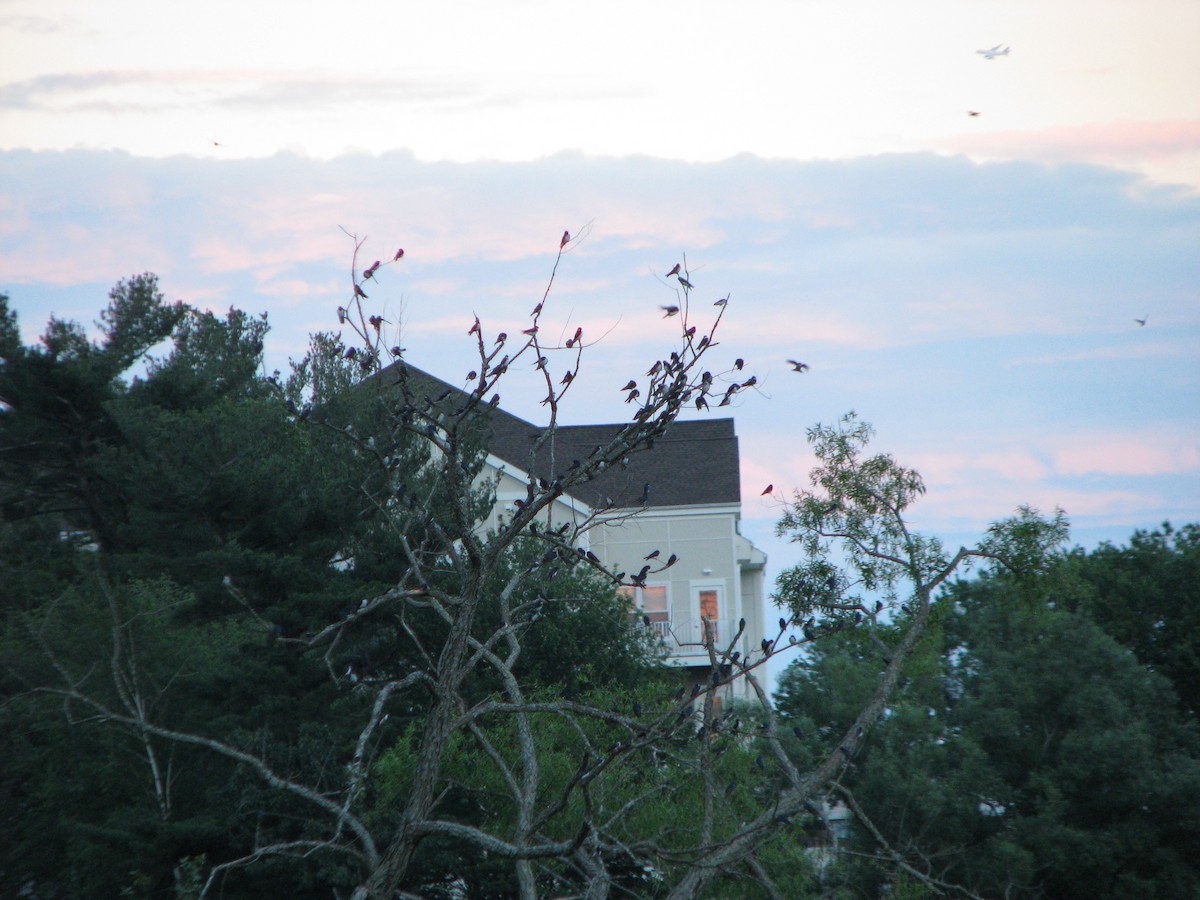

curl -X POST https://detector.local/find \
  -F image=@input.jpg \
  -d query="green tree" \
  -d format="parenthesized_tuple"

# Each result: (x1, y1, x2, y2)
(4, 249, 1069, 899)
(776, 559, 1200, 899)
(1058, 522, 1200, 716)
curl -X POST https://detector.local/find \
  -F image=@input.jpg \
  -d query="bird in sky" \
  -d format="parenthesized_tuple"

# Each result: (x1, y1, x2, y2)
(1135, 315, 1148, 326)
(967, 110, 981, 117)
(661, 305, 680, 317)
(787, 360, 810, 373)
(977, 44, 1010, 59)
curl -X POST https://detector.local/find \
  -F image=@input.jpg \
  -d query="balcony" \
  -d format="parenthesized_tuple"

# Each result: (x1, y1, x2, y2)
(636, 616, 750, 660)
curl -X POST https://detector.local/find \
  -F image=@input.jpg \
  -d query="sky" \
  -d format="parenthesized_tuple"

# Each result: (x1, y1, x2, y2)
(3, 1, 1199, 650)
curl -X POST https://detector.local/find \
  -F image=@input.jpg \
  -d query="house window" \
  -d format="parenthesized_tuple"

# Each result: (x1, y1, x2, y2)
(693, 583, 725, 644)
(619, 585, 670, 638)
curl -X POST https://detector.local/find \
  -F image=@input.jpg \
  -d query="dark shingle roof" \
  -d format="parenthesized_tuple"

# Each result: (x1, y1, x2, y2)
(378, 362, 743, 509)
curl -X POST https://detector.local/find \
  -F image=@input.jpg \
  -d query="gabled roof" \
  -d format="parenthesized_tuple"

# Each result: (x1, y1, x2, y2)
(378, 361, 743, 510)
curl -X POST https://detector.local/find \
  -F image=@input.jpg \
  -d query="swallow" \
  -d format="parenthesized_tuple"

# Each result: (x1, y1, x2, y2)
(393, 248, 405, 260)
(733, 358, 744, 370)
(714, 295, 728, 307)
(661, 305, 680, 317)
(644, 550, 661, 560)
(787, 360, 809, 373)
(646, 360, 662, 377)
(523, 326, 538, 336)
(1134, 316, 1148, 326)
(621, 380, 637, 391)
(337, 306, 347, 324)
(495, 332, 507, 343)
(368, 315, 385, 331)
(469, 317, 480, 336)
(678, 276, 694, 290)
(354, 284, 368, 299)
(761, 484, 773, 496)
(561, 230, 570, 248)
(560, 370, 574, 385)
(664, 553, 677, 567)
(666, 263, 681, 277)
(967, 110, 981, 117)
(741, 376, 757, 388)
(363, 260, 381, 279)
(696, 396, 708, 410)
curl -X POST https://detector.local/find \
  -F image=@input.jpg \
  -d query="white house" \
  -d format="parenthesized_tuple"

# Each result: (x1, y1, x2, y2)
(391, 364, 768, 698)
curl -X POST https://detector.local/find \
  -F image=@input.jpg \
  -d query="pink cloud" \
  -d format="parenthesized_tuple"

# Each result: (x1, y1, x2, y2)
(941, 119, 1200, 167)
(1050, 433, 1200, 477)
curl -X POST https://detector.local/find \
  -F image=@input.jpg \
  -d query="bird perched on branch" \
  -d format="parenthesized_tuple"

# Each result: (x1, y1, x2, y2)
(666, 263, 681, 277)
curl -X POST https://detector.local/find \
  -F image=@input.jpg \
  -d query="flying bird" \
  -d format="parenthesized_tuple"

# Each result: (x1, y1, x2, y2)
(977, 44, 1010, 59)
(787, 360, 809, 373)
(661, 305, 680, 317)
(967, 110, 981, 117)
(1134, 315, 1148, 326)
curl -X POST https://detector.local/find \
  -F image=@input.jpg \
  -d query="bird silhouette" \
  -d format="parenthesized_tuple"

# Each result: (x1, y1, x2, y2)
(1135, 315, 1148, 326)
(761, 484, 773, 496)
(787, 360, 809, 373)
(664, 553, 677, 567)
(393, 248, 405, 260)
(733, 358, 744, 370)
(967, 110, 981, 117)
(661, 305, 680, 317)
(714, 295, 728, 307)
(561, 230, 570, 247)
(678, 276, 694, 289)
(666, 263, 681, 277)
(644, 550, 661, 560)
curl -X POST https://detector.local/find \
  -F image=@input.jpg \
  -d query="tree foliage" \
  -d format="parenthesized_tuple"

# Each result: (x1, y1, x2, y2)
(3, 248, 1072, 899)
(775, 540, 1200, 899)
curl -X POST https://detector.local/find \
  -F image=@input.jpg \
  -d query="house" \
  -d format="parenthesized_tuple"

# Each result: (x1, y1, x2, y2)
(387, 362, 768, 699)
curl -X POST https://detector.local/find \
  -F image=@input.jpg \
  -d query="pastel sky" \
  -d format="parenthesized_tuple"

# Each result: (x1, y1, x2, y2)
(3, 0, 1199, 624)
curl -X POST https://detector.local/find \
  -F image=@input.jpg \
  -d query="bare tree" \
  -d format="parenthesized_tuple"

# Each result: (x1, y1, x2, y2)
(21, 234, 1067, 899)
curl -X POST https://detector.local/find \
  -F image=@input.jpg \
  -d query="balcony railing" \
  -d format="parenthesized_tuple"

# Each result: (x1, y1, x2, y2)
(636, 616, 749, 659)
